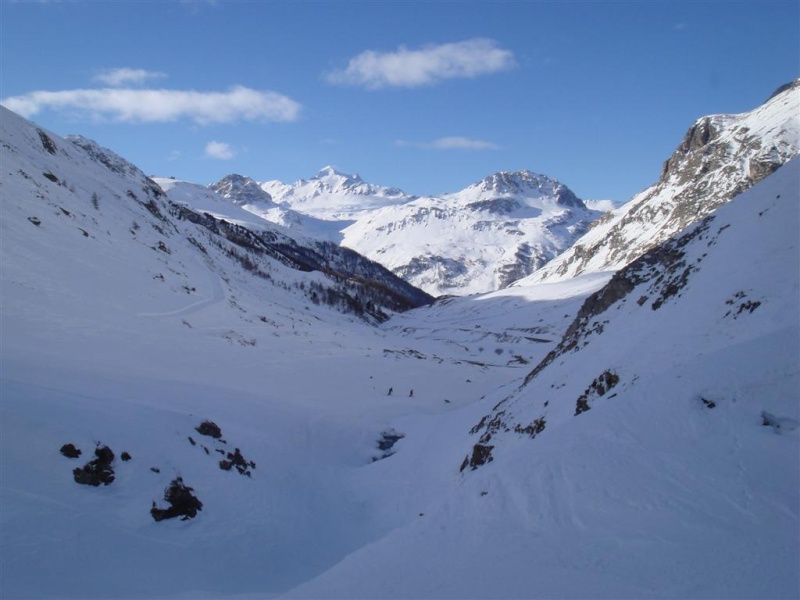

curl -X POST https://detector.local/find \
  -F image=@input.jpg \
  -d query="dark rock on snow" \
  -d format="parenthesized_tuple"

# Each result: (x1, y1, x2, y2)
(60, 443, 82, 459)
(195, 420, 222, 439)
(73, 445, 116, 486)
(150, 477, 203, 522)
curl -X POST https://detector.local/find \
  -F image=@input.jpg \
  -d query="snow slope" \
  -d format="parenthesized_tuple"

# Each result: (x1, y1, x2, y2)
(525, 78, 800, 285)
(2, 103, 798, 600)
(0, 106, 495, 599)
(287, 157, 800, 600)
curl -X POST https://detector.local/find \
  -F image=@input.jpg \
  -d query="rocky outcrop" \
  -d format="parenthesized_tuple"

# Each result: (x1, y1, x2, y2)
(529, 79, 800, 285)
(150, 478, 203, 522)
(73, 445, 116, 487)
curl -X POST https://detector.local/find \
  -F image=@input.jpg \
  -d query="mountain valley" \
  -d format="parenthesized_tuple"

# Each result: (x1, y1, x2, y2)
(1, 80, 798, 600)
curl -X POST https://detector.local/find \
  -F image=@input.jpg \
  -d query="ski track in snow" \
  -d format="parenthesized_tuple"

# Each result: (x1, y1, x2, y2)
(137, 259, 227, 320)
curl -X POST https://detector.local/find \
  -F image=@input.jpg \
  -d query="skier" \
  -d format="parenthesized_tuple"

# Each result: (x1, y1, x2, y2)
(387, 387, 393, 396)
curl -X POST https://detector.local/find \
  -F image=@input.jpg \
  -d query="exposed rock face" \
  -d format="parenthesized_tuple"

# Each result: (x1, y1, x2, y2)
(527, 79, 800, 285)
(459, 443, 494, 472)
(210, 174, 276, 208)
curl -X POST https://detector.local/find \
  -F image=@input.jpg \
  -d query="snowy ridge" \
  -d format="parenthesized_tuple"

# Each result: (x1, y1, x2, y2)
(524, 78, 800, 285)
(210, 174, 348, 242)
(341, 170, 601, 296)
(0, 105, 430, 332)
(218, 168, 600, 296)
(259, 165, 415, 221)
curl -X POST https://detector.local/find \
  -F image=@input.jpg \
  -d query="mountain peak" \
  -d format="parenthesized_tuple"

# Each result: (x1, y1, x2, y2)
(316, 165, 362, 183)
(468, 170, 585, 209)
(528, 78, 800, 285)
(473, 170, 555, 195)
(211, 173, 276, 207)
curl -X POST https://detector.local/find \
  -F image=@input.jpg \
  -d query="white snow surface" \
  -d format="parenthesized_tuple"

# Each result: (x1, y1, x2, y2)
(291, 157, 800, 600)
(1, 104, 798, 600)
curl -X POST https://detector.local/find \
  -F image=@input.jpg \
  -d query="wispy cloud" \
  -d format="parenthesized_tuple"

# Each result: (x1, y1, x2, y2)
(204, 141, 235, 160)
(94, 68, 167, 87)
(396, 136, 501, 151)
(2, 85, 301, 125)
(327, 38, 515, 89)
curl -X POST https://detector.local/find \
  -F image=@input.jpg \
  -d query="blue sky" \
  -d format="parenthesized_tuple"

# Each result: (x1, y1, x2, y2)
(2, 1, 797, 201)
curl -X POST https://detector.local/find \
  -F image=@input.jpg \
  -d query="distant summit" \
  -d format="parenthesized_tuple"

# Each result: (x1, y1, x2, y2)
(257, 167, 413, 221)
(211, 174, 276, 208)
(341, 171, 599, 295)
(465, 170, 586, 209)
(217, 167, 598, 296)
(315, 165, 362, 183)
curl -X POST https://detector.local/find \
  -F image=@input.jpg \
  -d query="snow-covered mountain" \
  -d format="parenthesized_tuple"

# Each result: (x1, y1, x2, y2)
(525, 78, 800, 284)
(341, 170, 601, 296)
(224, 167, 602, 297)
(209, 173, 348, 242)
(2, 92, 798, 600)
(221, 77, 797, 296)
(0, 107, 431, 333)
(259, 165, 416, 221)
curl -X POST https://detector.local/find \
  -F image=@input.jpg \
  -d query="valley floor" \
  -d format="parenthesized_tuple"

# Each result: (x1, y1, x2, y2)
(1, 263, 603, 599)
(3, 260, 796, 599)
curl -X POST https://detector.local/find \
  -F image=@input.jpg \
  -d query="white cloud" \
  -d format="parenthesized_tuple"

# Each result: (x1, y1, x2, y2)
(584, 199, 621, 212)
(205, 141, 235, 160)
(94, 68, 167, 87)
(327, 38, 515, 89)
(429, 136, 500, 150)
(396, 136, 501, 151)
(1, 85, 301, 124)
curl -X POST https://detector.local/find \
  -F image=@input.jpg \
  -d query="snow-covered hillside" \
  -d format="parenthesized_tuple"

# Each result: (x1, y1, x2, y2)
(341, 170, 601, 296)
(0, 105, 468, 599)
(289, 156, 800, 600)
(1, 99, 798, 600)
(525, 78, 800, 285)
